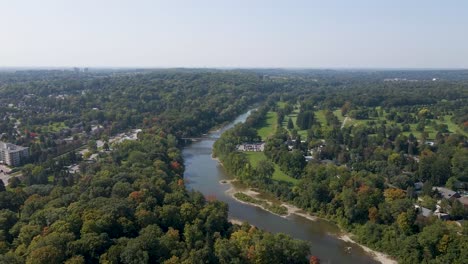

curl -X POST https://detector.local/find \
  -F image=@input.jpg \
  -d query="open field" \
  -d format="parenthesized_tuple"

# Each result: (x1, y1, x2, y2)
(41, 122, 68, 133)
(333, 107, 466, 140)
(443, 115, 468, 137)
(276, 101, 287, 109)
(257, 111, 278, 140)
(332, 109, 345, 123)
(245, 152, 298, 185)
(281, 105, 308, 138)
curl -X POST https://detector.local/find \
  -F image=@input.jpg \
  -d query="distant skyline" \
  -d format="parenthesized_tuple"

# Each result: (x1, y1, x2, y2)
(1, 0, 467, 68)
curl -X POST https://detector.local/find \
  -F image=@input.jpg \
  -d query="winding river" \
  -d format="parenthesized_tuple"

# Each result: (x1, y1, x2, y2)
(183, 111, 379, 264)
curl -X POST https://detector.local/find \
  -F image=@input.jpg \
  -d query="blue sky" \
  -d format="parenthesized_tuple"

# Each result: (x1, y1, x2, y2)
(1, 0, 467, 68)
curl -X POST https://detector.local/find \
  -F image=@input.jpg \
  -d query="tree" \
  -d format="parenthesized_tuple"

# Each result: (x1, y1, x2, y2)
(451, 199, 466, 219)
(384, 188, 406, 202)
(445, 177, 458, 191)
(279, 150, 306, 178)
(397, 212, 412, 234)
(341, 101, 351, 116)
(214, 239, 242, 264)
(64, 255, 85, 264)
(287, 118, 294, 130)
(0, 209, 18, 243)
(296, 111, 315, 130)
(422, 181, 433, 196)
(451, 148, 468, 179)
(26, 246, 64, 264)
(431, 156, 451, 186)
(8, 177, 20, 188)
(88, 140, 98, 153)
(103, 142, 110, 151)
(368, 207, 379, 223)
(255, 160, 275, 184)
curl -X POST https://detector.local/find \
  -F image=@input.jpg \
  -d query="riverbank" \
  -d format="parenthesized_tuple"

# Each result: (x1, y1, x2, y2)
(228, 218, 245, 225)
(225, 183, 397, 264)
(340, 234, 397, 264)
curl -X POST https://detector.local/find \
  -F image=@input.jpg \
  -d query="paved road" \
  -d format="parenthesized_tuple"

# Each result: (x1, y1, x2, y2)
(0, 172, 11, 186)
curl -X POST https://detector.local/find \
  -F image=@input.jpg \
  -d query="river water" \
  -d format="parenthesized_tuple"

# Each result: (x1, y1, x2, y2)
(183, 111, 379, 264)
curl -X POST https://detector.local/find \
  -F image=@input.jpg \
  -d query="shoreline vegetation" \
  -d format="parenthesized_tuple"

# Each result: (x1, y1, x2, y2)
(225, 180, 397, 264)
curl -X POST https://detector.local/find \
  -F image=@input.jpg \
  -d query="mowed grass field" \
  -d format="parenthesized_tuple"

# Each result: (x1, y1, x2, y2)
(245, 152, 298, 185)
(257, 111, 278, 140)
(443, 115, 468, 137)
(280, 104, 308, 138)
(41, 122, 68, 133)
(333, 108, 466, 140)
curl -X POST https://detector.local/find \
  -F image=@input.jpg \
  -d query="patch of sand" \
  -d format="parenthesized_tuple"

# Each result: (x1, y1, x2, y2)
(339, 234, 397, 264)
(226, 186, 396, 264)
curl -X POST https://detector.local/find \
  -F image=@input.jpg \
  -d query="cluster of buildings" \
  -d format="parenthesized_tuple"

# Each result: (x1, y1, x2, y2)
(236, 139, 324, 163)
(110, 129, 142, 144)
(0, 141, 29, 166)
(237, 142, 265, 152)
(415, 186, 468, 220)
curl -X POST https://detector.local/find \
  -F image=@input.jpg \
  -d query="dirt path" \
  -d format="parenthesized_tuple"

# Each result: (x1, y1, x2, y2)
(341, 116, 350, 129)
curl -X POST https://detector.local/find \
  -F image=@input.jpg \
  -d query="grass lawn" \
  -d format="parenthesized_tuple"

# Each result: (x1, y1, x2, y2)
(332, 108, 388, 128)
(42, 122, 68, 133)
(257, 111, 277, 140)
(332, 109, 345, 123)
(245, 152, 298, 185)
(280, 105, 308, 138)
(402, 124, 435, 140)
(402, 116, 467, 140)
(443, 115, 468, 137)
(277, 101, 287, 109)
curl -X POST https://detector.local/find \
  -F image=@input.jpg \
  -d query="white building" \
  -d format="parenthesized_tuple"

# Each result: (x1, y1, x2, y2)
(0, 142, 29, 166)
(237, 142, 265, 152)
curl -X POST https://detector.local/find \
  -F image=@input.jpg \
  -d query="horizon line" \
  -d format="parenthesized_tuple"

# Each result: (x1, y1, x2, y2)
(1, 66, 468, 71)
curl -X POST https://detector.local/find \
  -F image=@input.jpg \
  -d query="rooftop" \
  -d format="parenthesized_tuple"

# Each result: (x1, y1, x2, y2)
(0, 141, 28, 152)
(433, 187, 461, 200)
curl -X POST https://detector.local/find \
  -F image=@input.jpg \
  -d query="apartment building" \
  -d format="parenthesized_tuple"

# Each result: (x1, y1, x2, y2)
(0, 141, 29, 166)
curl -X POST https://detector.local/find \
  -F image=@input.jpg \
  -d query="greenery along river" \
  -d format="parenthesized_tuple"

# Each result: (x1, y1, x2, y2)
(183, 110, 380, 264)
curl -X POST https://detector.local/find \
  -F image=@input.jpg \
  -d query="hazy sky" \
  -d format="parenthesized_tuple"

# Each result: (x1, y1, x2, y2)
(1, 0, 467, 68)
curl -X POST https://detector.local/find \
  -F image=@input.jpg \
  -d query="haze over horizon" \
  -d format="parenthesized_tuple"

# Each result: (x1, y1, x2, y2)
(1, 0, 467, 69)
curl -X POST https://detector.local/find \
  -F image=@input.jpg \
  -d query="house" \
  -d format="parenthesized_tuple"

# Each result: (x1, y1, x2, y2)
(433, 187, 461, 201)
(434, 212, 450, 220)
(458, 197, 468, 209)
(414, 205, 433, 217)
(66, 164, 80, 174)
(414, 204, 449, 220)
(425, 141, 435, 146)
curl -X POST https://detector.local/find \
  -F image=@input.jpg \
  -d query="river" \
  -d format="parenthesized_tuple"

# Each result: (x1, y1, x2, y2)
(183, 110, 380, 264)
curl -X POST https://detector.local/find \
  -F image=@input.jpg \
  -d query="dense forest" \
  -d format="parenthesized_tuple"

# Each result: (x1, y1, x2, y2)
(1, 69, 468, 263)
(0, 70, 310, 264)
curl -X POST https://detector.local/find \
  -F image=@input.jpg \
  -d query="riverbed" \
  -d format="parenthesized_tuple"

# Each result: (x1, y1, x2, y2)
(182, 110, 385, 264)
